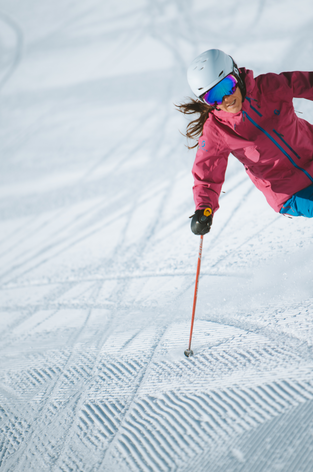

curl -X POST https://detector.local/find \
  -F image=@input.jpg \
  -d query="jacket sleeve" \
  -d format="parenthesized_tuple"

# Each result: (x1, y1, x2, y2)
(280, 71, 313, 100)
(192, 135, 229, 213)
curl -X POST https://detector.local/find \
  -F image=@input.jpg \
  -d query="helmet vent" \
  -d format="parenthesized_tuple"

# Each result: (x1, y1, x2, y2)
(219, 70, 224, 77)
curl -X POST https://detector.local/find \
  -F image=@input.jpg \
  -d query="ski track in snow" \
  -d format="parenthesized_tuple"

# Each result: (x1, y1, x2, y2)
(1, 0, 313, 471)
(0, 10, 23, 92)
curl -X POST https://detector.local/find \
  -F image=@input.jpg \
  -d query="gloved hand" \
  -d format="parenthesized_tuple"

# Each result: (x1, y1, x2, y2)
(190, 208, 213, 235)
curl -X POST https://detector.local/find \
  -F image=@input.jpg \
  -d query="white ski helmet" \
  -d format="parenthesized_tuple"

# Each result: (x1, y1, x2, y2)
(187, 49, 238, 99)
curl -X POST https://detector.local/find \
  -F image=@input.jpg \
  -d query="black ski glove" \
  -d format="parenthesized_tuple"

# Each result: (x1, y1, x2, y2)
(190, 208, 213, 235)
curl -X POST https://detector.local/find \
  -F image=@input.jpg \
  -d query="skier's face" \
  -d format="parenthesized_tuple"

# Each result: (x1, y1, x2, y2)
(216, 86, 243, 114)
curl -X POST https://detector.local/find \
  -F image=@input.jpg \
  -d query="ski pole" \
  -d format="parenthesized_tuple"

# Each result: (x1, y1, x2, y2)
(184, 234, 204, 357)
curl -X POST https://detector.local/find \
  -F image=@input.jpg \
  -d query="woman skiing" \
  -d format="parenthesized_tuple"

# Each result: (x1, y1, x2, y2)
(177, 49, 313, 235)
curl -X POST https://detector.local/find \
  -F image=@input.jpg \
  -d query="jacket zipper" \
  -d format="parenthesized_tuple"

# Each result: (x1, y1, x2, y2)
(272, 129, 301, 160)
(242, 110, 313, 184)
(245, 97, 262, 117)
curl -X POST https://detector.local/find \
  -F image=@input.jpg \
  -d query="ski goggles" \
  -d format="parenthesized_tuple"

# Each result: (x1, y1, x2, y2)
(201, 74, 237, 106)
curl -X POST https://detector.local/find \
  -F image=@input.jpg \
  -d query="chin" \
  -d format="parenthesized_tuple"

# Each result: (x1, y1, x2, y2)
(230, 106, 241, 114)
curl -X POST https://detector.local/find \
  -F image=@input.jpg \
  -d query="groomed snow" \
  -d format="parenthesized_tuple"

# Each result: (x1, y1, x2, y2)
(1, 1, 313, 471)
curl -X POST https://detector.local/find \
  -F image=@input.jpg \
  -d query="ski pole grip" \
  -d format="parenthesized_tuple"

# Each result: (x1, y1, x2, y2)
(199, 207, 212, 223)
(203, 208, 212, 217)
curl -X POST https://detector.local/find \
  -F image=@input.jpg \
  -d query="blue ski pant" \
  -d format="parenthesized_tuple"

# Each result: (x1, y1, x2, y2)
(280, 184, 313, 217)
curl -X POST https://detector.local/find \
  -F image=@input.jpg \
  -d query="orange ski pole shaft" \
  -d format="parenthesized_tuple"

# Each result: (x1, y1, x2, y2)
(185, 234, 204, 357)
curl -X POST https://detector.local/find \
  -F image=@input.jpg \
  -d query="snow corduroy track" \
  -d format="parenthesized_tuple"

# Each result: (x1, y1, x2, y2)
(2, 318, 313, 471)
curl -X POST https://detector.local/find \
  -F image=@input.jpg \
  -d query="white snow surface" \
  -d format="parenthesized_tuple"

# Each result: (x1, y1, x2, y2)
(1, 1, 313, 471)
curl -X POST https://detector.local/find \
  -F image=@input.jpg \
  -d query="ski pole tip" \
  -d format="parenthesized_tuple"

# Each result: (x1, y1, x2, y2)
(184, 349, 194, 358)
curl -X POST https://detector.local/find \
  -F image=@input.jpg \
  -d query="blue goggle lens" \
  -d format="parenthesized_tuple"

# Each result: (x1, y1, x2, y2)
(202, 75, 237, 106)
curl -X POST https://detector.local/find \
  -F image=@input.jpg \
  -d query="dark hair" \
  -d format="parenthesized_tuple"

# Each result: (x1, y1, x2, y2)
(176, 65, 246, 150)
(175, 99, 214, 149)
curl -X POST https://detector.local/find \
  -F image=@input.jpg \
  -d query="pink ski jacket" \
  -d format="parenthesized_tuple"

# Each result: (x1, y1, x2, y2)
(192, 69, 313, 213)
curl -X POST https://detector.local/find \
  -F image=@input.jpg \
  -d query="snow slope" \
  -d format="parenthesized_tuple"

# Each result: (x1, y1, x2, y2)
(1, 0, 313, 470)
